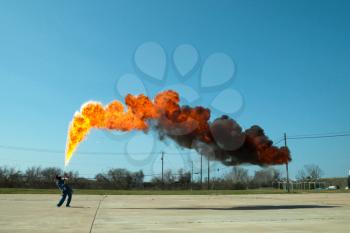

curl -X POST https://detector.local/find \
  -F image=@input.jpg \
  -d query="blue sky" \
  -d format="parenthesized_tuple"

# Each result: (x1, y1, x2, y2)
(0, 0, 349, 179)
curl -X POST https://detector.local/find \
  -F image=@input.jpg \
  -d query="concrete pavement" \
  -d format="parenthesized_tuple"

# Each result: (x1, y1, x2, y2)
(0, 193, 349, 233)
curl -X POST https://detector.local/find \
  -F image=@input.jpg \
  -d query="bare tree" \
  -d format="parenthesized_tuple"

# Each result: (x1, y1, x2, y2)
(272, 168, 282, 181)
(130, 170, 144, 188)
(95, 173, 110, 188)
(225, 166, 250, 184)
(95, 169, 144, 189)
(252, 167, 280, 187)
(177, 169, 191, 187)
(150, 176, 162, 186)
(304, 164, 324, 180)
(106, 168, 131, 189)
(296, 164, 324, 181)
(0, 167, 8, 185)
(0, 167, 23, 187)
(163, 169, 176, 184)
(0, 166, 146, 189)
(41, 167, 62, 182)
(64, 171, 79, 181)
(25, 166, 42, 187)
(296, 169, 307, 181)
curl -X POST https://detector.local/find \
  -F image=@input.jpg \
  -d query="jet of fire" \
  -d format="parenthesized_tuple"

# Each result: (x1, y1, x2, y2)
(65, 90, 291, 166)
(65, 91, 170, 165)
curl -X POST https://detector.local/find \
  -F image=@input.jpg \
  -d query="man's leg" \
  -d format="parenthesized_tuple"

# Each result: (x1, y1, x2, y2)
(66, 191, 72, 207)
(57, 192, 67, 207)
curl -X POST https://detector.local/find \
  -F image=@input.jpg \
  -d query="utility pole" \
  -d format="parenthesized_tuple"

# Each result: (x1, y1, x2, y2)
(200, 154, 203, 188)
(161, 152, 164, 187)
(191, 161, 193, 191)
(207, 158, 210, 190)
(284, 133, 290, 193)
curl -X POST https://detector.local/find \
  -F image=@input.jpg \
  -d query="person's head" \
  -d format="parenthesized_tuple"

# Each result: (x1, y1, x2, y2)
(55, 175, 62, 180)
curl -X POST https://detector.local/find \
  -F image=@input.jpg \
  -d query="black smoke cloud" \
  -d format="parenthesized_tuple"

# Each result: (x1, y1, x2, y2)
(156, 112, 291, 166)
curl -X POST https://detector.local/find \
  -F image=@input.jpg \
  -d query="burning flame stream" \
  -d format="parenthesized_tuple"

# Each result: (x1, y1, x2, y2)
(65, 90, 291, 166)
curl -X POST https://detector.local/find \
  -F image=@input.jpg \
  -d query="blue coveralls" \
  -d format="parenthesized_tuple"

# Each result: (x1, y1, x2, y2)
(57, 179, 72, 207)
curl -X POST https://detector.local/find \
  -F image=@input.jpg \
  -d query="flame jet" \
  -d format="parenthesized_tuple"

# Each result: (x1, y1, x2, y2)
(65, 90, 291, 166)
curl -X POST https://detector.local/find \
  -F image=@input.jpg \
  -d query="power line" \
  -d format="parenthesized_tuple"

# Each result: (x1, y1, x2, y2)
(288, 133, 350, 140)
(0, 145, 62, 154)
(0, 144, 196, 156)
(287, 130, 350, 138)
(2, 130, 350, 156)
(273, 131, 350, 145)
(274, 138, 284, 145)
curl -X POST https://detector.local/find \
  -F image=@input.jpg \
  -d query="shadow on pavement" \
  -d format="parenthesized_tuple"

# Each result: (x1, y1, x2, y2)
(107, 205, 339, 211)
(69, 206, 90, 209)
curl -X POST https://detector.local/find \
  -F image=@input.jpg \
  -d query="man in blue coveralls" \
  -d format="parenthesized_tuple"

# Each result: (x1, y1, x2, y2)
(55, 174, 73, 207)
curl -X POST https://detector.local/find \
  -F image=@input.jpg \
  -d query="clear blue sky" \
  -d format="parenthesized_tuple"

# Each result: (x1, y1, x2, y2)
(0, 0, 349, 179)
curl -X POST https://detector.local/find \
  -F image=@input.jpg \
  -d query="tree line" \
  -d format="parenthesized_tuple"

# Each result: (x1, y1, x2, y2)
(0, 164, 329, 190)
